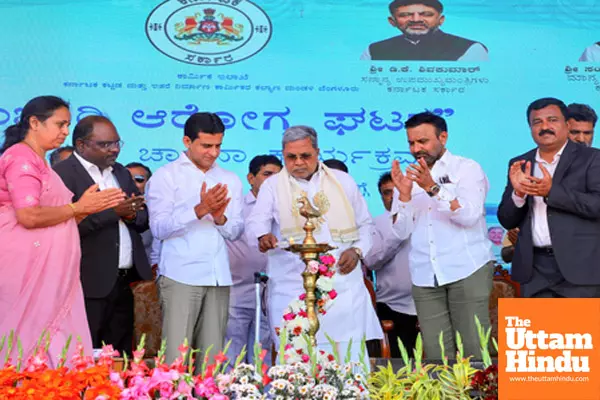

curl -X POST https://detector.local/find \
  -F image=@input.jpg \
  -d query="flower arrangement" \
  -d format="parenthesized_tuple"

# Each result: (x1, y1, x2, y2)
(275, 254, 338, 365)
(0, 331, 370, 399)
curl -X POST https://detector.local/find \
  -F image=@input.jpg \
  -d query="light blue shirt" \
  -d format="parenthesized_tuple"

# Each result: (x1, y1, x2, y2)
(364, 211, 416, 315)
(391, 150, 493, 287)
(145, 152, 243, 286)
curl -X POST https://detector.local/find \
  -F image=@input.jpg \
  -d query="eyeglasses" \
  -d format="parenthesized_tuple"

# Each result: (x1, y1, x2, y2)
(85, 139, 125, 150)
(133, 175, 146, 183)
(284, 152, 315, 161)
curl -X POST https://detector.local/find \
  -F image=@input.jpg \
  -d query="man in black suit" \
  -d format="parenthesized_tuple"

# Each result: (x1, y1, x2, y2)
(54, 116, 152, 354)
(497, 97, 600, 298)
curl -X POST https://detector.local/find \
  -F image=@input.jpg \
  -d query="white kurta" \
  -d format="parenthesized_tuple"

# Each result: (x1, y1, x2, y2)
(246, 168, 383, 345)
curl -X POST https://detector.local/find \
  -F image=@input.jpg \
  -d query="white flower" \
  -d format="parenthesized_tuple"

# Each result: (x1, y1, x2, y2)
(316, 276, 334, 292)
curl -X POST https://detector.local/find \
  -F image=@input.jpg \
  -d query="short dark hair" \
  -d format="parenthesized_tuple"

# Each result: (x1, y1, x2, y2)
(125, 162, 152, 178)
(389, 0, 443, 14)
(378, 172, 393, 193)
(1, 95, 69, 154)
(526, 97, 568, 125)
(72, 115, 113, 146)
(405, 112, 447, 136)
(248, 155, 282, 176)
(49, 146, 74, 166)
(184, 112, 225, 141)
(323, 159, 349, 173)
(567, 103, 598, 127)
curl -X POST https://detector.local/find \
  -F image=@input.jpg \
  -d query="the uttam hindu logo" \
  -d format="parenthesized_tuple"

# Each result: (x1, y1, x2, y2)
(504, 315, 592, 373)
(499, 299, 600, 400)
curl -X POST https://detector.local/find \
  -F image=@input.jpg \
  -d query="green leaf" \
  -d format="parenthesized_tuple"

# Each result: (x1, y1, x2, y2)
(278, 329, 287, 365)
(58, 335, 72, 368)
(344, 338, 353, 364)
(234, 345, 246, 368)
(325, 333, 340, 363)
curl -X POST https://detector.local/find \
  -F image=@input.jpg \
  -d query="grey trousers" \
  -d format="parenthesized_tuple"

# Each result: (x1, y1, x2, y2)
(157, 276, 230, 367)
(411, 261, 493, 360)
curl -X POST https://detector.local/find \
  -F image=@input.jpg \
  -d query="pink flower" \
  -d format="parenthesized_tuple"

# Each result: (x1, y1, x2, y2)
(318, 264, 328, 274)
(283, 312, 296, 321)
(301, 353, 310, 363)
(320, 254, 335, 265)
(195, 377, 219, 397)
(299, 293, 306, 301)
(329, 289, 338, 300)
(307, 260, 319, 274)
(177, 380, 193, 396)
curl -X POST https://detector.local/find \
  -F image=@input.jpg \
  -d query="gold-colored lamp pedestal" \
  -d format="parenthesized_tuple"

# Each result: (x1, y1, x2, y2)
(284, 200, 336, 347)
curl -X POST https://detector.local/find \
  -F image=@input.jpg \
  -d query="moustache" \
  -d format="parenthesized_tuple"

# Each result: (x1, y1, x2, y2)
(407, 22, 427, 27)
(414, 152, 430, 159)
(539, 129, 555, 136)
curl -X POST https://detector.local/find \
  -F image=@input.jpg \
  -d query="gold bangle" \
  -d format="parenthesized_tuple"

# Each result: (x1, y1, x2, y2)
(68, 203, 77, 215)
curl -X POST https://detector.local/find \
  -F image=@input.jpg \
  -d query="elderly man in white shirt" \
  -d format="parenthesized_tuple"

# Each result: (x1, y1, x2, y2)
(225, 154, 282, 365)
(146, 112, 243, 365)
(363, 172, 418, 357)
(246, 126, 382, 361)
(390, 112, 494, 360)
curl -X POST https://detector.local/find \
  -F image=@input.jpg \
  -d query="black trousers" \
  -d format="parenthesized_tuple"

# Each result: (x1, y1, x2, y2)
(523, 250, 600, 298)
(84, 273, 134, 356)
(376, 302, 419, 358)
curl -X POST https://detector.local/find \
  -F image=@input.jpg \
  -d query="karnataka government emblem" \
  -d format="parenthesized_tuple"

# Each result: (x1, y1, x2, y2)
(146, 0, 272, 66)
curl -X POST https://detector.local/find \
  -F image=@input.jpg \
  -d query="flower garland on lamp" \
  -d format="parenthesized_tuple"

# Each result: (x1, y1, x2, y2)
(275, 254, 339, 365)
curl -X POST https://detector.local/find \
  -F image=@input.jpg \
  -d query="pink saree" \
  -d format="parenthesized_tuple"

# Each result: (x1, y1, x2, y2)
(0, 143, 92, 367)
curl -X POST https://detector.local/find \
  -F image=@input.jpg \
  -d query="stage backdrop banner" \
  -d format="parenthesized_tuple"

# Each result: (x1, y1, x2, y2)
(1, 0, 599, 267)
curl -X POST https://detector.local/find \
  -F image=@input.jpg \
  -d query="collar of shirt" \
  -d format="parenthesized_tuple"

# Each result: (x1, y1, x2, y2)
(534, 140, 568, 166)
(244, 191, 257, 206)
(73, 151, 113, 176)
(177, 151, 220, 174)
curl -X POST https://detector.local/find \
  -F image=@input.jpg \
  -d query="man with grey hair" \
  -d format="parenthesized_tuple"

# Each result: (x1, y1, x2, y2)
(246, 126, 382, 360)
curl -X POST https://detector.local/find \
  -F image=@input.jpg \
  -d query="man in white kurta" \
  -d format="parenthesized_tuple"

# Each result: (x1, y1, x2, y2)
(246, 126, 382, 360)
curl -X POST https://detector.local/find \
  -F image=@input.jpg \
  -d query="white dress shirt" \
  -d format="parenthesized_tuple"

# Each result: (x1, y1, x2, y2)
(73, 152, 132, 269)
(579, 43, 600, 62)
(246, 168, 383, 344)
(511, 142, 567, 247)
(364, 211, 416, 316)
(391, 150, 493, 287)
(226, 191, 267, 308)
(145, 152, 243, 286)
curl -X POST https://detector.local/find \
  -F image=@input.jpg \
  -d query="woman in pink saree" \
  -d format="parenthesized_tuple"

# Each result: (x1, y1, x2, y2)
(0, 96, 125, 367)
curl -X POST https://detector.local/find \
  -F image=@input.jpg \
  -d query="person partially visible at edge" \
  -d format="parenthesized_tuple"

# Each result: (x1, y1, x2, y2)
(146, 112, 244, 369)
(567, 103, 597, 148)
(497, 97, 600, 298)
(363, 172, 419, 357)
(126, 162, 161, 268)
(246, 125, 383, 361)
(49, 145, 74, 167)
(579, 42, 600, 62)
(224, 155, 282, 366)
(361, 0, 489, 61)
(0, 96, 124, 367)
(390, 112, 494, 359)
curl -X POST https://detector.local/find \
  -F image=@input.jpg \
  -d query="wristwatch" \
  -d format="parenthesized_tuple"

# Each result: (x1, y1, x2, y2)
(427, 184, 441, 197)
(351, 247, 363, 259)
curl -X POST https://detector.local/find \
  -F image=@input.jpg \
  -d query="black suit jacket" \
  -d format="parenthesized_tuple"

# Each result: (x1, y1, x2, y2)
(54, 154, 152, 298)
(497, 140, 600, 285)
